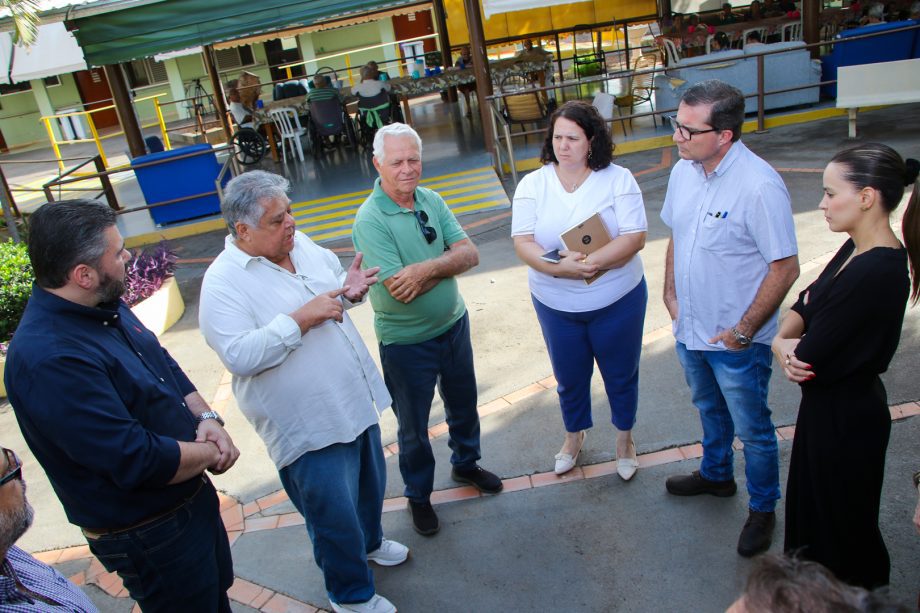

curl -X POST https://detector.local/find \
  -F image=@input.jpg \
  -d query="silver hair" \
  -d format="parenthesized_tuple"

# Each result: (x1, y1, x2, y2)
(221, 171, 290, 237)
(372, 123, 423, 164)
(868, 2, 884, 18)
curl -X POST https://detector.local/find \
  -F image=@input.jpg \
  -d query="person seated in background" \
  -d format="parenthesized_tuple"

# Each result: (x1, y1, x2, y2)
(684, 14, 715, 50)
(746, 0, 764, 20)
(454, 46, 476, 117)
(859, 2, 886, 23)
(353, 64, 392, 98)
(710, 31, 732, 51)
(226, 80, 254, 128)
(762, 0, 786, 17)
(910, 0, 920, 19)
(744, 30, 766, 47)
(718, 2, 741, 23)
(307, 74, 343, 104)
(661, 12, 685, 37)
(726, 554, 911, 612)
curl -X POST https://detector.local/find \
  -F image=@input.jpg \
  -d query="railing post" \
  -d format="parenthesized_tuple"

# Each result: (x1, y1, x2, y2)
(154, 97, 172, 151)
(42, 117, 66, 173)
(756, 54, 766, 133)
(94, 155, 120, 211)
(85, 112, 109, 169)
(0, 165, 20, 217)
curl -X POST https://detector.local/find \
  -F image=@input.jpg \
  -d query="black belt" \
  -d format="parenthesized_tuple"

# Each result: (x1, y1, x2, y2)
(81, 475, 207, 540)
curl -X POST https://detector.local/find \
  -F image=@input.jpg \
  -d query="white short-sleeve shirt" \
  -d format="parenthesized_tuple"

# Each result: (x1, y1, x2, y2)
(511, 163, 647, 312)
(661, 140, 798, 350)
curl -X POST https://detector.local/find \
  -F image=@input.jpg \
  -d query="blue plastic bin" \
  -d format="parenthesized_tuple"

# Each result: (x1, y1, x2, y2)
(131, 144, 225, 225)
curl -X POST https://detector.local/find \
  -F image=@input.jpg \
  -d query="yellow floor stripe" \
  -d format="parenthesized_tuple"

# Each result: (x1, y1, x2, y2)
(280, 166, 509, 243)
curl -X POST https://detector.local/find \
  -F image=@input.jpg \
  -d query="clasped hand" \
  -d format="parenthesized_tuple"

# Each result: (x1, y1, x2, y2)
(195, 419, 240, 474)
(555, 250, 598, 279)
(771, 337, 814, 383)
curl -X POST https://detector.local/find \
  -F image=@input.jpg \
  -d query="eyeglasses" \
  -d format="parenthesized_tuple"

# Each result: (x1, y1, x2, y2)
(668, 115, 719, 141)
(413, 210, 437, 245)
(0, 448, 22, 486)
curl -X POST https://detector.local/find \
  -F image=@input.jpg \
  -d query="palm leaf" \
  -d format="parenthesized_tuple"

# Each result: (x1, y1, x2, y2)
(1, 0, 41, 46)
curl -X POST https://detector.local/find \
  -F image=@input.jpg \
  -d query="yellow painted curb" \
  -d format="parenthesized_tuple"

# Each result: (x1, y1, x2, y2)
(0, 355, 6, 398)
(130, 277, 185, 337)
(125, 218, 226, 249)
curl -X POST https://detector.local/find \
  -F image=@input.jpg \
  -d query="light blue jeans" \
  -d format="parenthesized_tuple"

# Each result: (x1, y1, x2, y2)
(675, 342, 780, 513)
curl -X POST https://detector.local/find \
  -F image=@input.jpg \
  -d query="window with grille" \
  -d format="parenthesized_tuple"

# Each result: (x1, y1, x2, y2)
(125, 58, 168, 87)
(215, 46, 255, 71)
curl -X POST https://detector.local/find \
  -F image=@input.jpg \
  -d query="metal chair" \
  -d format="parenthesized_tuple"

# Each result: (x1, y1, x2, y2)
(499, 74, 547, 138)
(268, 107, 307, 164)
(782, 21, 803, 41)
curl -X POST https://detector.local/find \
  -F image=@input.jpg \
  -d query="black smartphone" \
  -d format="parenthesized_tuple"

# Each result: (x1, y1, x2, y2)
(540, 249, 561, 264)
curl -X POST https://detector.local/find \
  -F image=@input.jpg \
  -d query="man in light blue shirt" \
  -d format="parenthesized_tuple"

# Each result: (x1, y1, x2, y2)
(661, 80, 799, 558)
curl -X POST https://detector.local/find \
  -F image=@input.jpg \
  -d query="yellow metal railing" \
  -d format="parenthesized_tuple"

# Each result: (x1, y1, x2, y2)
(40, 93, 170, 172)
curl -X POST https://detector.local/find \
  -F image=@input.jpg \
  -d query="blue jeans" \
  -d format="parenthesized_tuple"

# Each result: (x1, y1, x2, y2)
(675, 342, 780, 512)
(532, 278, 648, 432)
(279, 424, 386, 606)
(86, 477, 233, 613)
(379, 312, 481, 502)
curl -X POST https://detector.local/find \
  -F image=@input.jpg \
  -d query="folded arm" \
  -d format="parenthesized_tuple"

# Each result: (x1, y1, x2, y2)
(384, 238, 479, 303)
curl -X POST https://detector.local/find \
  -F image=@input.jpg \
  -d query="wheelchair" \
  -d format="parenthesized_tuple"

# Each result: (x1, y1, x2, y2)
(307, 97, 357, 157)
(355, 90, 402, 149)
(230, 127, 267, 165)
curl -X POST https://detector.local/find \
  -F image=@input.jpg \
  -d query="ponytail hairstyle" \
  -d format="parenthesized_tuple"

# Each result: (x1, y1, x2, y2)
(830, 143, 920, 304)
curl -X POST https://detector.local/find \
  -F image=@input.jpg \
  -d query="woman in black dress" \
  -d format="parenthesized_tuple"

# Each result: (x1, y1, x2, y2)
(772, 143, 920, 589)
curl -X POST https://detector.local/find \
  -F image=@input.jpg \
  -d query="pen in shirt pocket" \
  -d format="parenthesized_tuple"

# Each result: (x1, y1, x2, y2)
(706, 211, 729, 218)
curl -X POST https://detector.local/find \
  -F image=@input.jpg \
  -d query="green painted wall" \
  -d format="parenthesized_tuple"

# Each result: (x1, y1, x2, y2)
(0, 74, 84, 148)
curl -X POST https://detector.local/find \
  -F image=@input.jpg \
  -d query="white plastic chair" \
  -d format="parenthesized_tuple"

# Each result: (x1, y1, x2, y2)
(782, 21, 803, 41)
(705, 34, 715, 54)
(661, 38, 681, 66)
(268, 107, 307, 164)
(591, 92, 617, 136)
(741, 27, 768, 48)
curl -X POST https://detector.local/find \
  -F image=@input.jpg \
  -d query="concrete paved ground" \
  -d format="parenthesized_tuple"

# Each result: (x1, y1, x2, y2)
(2, 103, 919, 612)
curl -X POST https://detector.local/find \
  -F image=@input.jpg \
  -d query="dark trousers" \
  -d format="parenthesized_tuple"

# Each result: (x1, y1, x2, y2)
(380, 312, 481, 502)
(86, 478, 233, 613)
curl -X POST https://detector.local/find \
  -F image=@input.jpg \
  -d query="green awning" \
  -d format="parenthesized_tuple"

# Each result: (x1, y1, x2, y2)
(69, 0, 423, 66)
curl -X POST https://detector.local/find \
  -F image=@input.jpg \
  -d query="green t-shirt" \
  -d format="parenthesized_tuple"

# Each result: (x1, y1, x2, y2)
(353, 179, 468, 345)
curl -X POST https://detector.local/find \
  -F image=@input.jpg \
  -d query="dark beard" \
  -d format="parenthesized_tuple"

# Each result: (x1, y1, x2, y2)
(96, 271, 127, 304)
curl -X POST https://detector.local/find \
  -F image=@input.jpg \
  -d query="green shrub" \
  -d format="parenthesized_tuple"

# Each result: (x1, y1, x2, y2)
(575, 60, 603, 78)
(0, 240, 33, 351)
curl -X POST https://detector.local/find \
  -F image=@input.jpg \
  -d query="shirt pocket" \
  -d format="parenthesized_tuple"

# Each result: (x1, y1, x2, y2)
(698, 213, 728, 252)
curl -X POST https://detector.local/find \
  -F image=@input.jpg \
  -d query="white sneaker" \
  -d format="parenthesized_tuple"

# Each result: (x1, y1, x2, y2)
(366, 538, 409, 566)
(331, 593, 397, 613)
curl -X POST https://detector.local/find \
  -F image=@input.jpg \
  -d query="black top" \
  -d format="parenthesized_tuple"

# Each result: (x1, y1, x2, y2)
(4, 285, 200, 530)
(791, 239, 909, 387)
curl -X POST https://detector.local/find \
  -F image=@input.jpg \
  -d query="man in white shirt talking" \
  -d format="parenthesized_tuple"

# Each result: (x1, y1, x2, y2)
(199, 171, 407, 613)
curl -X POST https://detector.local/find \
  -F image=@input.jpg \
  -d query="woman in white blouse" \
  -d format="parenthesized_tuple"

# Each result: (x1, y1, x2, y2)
(511, 101, 648, 480)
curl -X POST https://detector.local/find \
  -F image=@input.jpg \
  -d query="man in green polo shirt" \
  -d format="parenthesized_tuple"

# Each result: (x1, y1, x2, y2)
(352, 123, 503, 537)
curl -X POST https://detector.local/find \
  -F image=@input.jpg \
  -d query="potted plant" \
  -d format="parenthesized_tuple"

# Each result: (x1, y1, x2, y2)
(125, 241, 185, 336)
(0, 240, 183, 398)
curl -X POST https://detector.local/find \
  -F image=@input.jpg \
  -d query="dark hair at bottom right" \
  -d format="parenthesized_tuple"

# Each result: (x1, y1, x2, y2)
(830, 143, 920, 304)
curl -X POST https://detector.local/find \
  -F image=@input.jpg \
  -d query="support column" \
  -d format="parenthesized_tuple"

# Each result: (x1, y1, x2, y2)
(102, 64, 146, 159)
(202, 44, 232, 141)
(462, 0, 495, 158)
(803, 0, 820, 58)
(431, 0, 457, 102)
(298, 33, 317, 76)
(30, 79, 62, 141)
(163, 58, 189, 120)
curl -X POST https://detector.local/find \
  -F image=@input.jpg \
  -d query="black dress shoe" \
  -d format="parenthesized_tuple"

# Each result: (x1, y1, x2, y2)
(450, 465, 504, 494)
(737, 510, 775, 557)
(407, 500, 439, 536)
(666, 470, 737, 497)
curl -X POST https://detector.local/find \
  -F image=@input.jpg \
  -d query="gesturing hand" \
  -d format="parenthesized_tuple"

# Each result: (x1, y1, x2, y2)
(343, 252, 380, 302)
(305, 287, 348, 325)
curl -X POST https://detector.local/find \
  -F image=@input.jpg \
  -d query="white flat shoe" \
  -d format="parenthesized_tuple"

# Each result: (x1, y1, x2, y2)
(554, 431, 585, 475)
(617, 440, 638, 481)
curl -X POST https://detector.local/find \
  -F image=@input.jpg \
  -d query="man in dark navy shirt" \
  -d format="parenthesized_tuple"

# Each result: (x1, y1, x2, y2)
(4, 200, 240, 612)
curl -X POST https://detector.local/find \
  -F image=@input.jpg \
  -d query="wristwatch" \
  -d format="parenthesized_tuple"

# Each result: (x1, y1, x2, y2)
(730, 327, 752, 346)
(197, 410, 225, 426)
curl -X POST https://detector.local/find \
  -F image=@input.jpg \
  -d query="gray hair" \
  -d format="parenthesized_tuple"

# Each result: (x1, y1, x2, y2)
(221, 171, 290, 237)
(681, 79, 745, 142)
(868, 2, 884, 18)
(373, 123, 423, 164)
